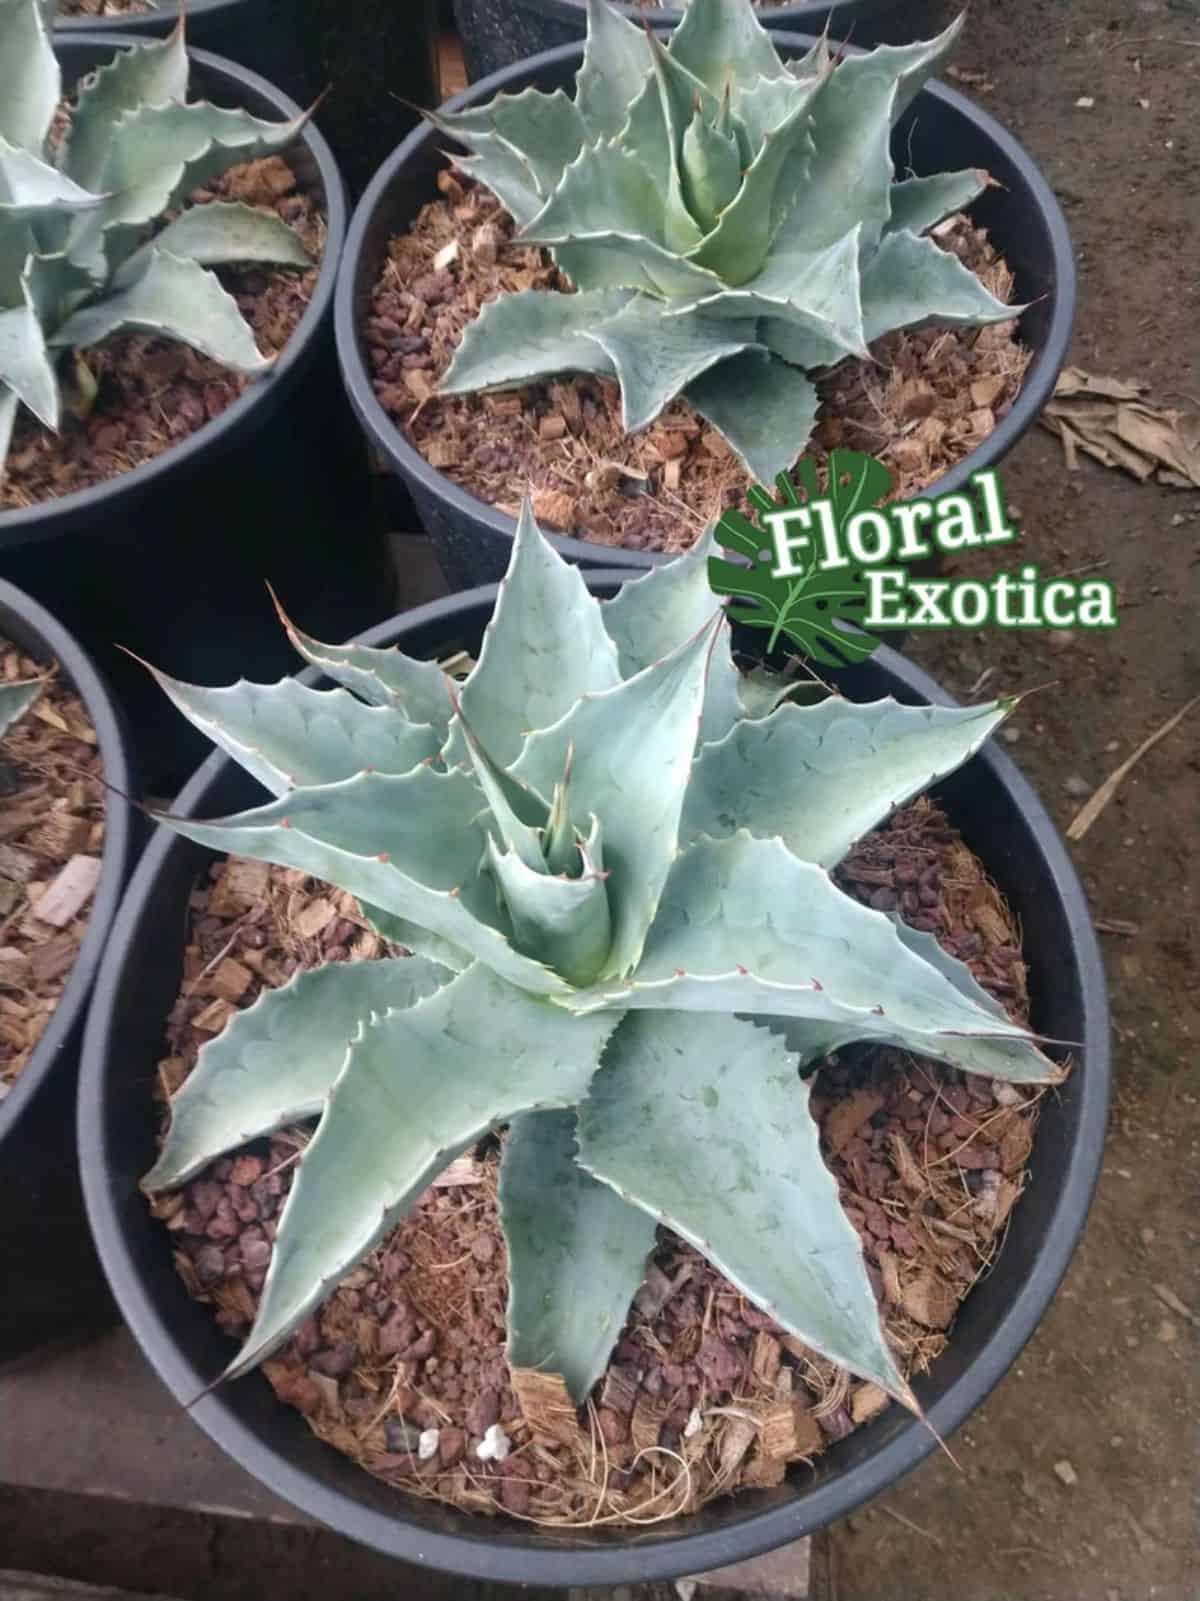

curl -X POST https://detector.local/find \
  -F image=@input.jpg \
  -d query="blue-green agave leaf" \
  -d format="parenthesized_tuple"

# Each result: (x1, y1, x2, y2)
(600, 527, 743, 745)
(512, 615, 719, 981)
(154, 766, 573, 996)
(860, 228, 1019, 344)
(685, 349, 820, 483)
(273, 601, 454, 732)
(667, 0, 785, 95)
(886, 169, 987, 238)
(0, 676, 43, 736)
(501, 1108, 657, 1404)
(569, 833, 1064, 1084)
(485, 823, 611, 988)
(142, 956, 450, 1191)
(587, 299, 762, 434)
(578, 1010, 913, 1403)
(680, 696, 1011, 867)
(220, 962, 618, 1379)
(62, 20, 189, 192)
(439, 285, 625, 396)
(144, 668, 441, 797)
(458, 499, 623, 767)
(0, 0, 59, 153)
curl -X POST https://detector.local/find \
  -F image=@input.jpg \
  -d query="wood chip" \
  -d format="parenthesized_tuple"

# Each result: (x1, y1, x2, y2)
(509, 1368, 580, 1447)
(538, 414, 567, 442)
(901, 1270, 958, 1330)
(403, 369, 434, 403)
(26, 810, 91, 861)
(429, 1154, 485, 1188)
(0, 843, 37, 883)
(28, 933, 79, 985)
(750, 1331, 782, 1388)
(29, 854, 101, 927)
(0, 948, 31, 989)
(630, 1394, 668, 1454)
(423, 439, 463, 469)
(890, 1130, 928, 1193)
(825, 1088, 885, 1155)
(598, 1364, 638, 1417)
(789, 1402, 824, 1459)
(877, 1249, 904, 1305)
(850, 1383, 890, 1424)
(999, 1115, 1034, 1175)
(971, 373, 1006, 408)
(191, 997, 236, 1034)
(531, 488, 576, 531)
(208, 957, 254, 1003)
(291, 896, 336, 940)
(208, 858, 270, 916)
(717, 1412, 759, 1479)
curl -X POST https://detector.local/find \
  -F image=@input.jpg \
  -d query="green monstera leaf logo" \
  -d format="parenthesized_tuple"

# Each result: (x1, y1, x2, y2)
(710, 451, 893, 668)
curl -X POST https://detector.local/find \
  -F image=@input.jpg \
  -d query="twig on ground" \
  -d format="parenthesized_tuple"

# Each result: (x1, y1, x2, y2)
(1067, 695, 1200, 841)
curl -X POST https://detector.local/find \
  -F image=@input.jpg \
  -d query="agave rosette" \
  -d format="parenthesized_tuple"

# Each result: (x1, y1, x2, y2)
(142, 504, 1061, 1409)
(427, 0, 1016, 483)
(0, 0, 310, 472)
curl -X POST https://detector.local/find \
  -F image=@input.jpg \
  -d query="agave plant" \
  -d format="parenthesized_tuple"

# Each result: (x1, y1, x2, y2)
(142, 504, 1061, 1409)
(0, 0, 310, 472)
(0, 676, 44, 735)
(427, 0, 1014, 485)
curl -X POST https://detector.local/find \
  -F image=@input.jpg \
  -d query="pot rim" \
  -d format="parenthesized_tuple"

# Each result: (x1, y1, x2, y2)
(334, 32, 1077, 572)
(0, 35, 345, 551)
(78, 579, 1110, 1585)
(0, 578, 136, 1147)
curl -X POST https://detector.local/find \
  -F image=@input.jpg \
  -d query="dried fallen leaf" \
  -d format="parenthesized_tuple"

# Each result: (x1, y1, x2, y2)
(1040, 367, 1200, 489)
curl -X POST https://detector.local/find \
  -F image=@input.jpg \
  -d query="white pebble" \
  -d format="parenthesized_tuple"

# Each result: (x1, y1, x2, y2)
(683, 1406, 703, 1440)
(993, 1080, 1023, 1107)
(475, 1422, 511, 1463)
(1054, 1458, 1078, 1486)
(418, 1427, 440, 1461)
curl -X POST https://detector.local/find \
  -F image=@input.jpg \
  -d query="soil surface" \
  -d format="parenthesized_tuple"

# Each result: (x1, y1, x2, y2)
(150, 798, 1047, 1528)
(0, 157, 322, 512)
(369, 180, 1026, 555)
(0, 643, 105, 1092)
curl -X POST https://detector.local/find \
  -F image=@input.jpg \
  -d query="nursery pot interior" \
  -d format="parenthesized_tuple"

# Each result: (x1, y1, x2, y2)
(337, 34, 1075, 587)
(80, 583, 1109, 1584)
(0, 580, 137, 1362)
(0, 38, 386, 792)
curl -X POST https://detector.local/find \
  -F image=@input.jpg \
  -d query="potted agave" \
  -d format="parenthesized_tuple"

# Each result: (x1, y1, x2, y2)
(50, 0, 443, 196)
(0, 577, 136, 1362)
(0, 1, 387, 785)
(452, 0, 916, 85)
(79, 507, 1108, 1581)
(337, 0, 1075, 589)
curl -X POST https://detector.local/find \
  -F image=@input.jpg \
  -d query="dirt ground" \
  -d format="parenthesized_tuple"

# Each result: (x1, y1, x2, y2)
(810, 1, 1199, 1597)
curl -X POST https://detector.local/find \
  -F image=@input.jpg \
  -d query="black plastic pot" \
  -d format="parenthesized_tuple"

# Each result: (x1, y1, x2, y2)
(52, 0, 307, 101)
(0, 37, 390, 792)
(0, 580, 138, 1365)
(52, 1, 444, 198)
(79, 582, 1109, 1586)
(452, 0, 915, 84)
(336, 35, 1076, 591)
